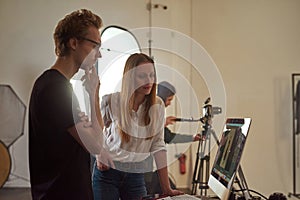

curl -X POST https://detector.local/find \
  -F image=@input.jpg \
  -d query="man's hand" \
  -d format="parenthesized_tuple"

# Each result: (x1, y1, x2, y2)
(193, 133, 205, 141)
(81, 66, 100, 97)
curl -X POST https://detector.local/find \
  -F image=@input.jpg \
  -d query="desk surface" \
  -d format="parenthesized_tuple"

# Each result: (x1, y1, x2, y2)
(157, 194, 201, 200)
(157, 194, 220, 200)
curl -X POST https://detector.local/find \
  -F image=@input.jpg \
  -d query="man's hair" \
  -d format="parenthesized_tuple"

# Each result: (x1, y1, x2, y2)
(157, 81, 176, 103)
(53, 9, 103, 57)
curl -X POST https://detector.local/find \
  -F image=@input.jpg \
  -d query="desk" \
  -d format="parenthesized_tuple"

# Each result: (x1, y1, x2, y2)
(157, 194, 201, 200)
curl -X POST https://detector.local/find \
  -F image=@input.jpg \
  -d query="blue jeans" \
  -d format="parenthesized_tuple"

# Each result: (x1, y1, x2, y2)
(92, 163, 147, 200)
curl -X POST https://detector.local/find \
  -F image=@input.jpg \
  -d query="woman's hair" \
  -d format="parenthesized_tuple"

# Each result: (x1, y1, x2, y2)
(119, 53, 156, 143)
(53, 9, 103, 57)
(157, 81, 176, 104)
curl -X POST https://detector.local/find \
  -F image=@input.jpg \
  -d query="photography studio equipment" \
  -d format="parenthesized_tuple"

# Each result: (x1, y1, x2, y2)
(146, 0, 168, 58)
(171, 97, 222, 196)
(190, 97, 222, 196)
(208, 118, 252, 200)
(0, 140, 11, 188)
(0, 84, 26, 188)
(289, 74, 300, 199)
(71, 25, 142, 115)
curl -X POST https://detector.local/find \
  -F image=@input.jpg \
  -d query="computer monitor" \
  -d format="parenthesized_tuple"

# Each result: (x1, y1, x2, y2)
(208, 118, 251, 200)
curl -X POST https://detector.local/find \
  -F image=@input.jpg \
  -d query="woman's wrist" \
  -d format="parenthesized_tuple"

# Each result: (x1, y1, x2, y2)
(161, 184, 172, 194)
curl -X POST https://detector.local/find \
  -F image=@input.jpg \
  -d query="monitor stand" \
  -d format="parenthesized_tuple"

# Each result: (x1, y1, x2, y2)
(232, 166, 251, 200)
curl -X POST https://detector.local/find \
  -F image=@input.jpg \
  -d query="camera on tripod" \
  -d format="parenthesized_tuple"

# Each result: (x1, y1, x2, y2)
(192, 97, 222, 195)
(200, 97, 222, 125)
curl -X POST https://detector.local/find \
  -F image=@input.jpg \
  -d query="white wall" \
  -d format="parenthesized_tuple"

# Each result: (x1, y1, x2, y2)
(0, 0, 299, 198)
(190, 0, 300, 197)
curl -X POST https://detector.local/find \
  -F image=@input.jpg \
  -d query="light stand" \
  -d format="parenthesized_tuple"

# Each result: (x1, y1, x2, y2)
(146, 0, 167, 58)
(289, 74, 300, 199)
(146, 0, 153, 57)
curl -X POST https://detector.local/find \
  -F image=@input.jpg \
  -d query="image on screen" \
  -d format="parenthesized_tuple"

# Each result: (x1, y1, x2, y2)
(208, 118, 251, 200)
(211, 126, 246, 188)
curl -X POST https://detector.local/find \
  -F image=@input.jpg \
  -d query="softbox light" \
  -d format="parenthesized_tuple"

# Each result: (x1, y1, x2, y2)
(0, 84, 26, 188)
(97, 25, 141, 96)
(71, 26, 141, 115)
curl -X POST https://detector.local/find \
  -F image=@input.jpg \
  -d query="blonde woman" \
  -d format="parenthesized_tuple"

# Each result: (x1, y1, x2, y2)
(92, 53, 183, 200)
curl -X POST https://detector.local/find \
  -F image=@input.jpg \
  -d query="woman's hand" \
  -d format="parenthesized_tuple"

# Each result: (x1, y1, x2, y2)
(163, 188, 184, 196)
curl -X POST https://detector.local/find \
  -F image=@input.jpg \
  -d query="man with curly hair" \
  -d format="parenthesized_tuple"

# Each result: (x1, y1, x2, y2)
(29, 9, 104, 200)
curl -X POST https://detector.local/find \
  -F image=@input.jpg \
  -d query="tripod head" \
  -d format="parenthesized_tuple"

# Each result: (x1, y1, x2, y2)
(200, 97, 222, 125)
(172, 97, 222, 137)
(174, 97, 222, 135)
(200, 97, 222, 136)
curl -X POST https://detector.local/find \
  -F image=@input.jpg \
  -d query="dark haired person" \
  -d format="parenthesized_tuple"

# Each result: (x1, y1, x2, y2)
(157, 81, 201, 143)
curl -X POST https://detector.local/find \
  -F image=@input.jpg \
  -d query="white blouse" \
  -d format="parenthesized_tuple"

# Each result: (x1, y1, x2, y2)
(101, 92, 166, 163)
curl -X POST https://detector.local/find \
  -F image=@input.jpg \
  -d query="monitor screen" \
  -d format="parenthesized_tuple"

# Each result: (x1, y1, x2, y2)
(208, 118, 251, 200)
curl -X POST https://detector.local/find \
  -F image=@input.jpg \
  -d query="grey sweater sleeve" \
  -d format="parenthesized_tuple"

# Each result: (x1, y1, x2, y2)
(164, 127, 194, 144)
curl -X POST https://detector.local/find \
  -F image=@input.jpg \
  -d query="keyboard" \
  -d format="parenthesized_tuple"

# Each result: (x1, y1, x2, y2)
(158, 194, 200, 200)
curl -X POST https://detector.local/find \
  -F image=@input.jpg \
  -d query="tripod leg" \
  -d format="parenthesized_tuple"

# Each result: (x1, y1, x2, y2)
(192, 128, 217, 196)
(191, 153, 199, 194)
(191, 140, 202, 195)
(198, 155, 210, 196)
(198, 156, 204, 196)
(192, 136, 211, 196)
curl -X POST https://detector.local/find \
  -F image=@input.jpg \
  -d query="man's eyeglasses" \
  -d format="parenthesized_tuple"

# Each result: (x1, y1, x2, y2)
(79, 37, 101, 49)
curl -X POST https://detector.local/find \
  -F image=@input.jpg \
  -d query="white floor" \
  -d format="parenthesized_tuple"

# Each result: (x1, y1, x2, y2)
(0, 188, 32, 200)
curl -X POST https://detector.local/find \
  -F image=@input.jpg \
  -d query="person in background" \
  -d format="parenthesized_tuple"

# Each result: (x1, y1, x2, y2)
(157, 81, 202, 143)
(92, 53, 183, 200)
(29, 9, 104, 200)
